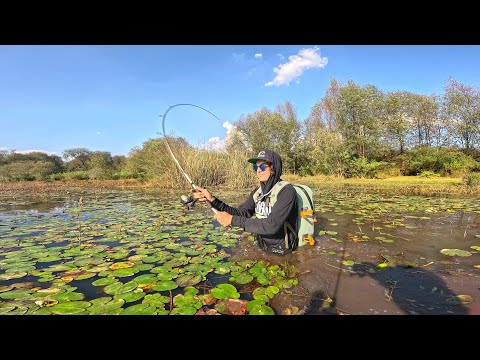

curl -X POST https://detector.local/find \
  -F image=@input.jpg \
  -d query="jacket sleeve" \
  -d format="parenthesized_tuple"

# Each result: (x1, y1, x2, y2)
(231, 185, 296, 235)
(211, 188, 257, 218)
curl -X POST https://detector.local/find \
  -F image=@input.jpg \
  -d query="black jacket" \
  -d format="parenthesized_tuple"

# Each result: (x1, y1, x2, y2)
(211, 149, 298, 253)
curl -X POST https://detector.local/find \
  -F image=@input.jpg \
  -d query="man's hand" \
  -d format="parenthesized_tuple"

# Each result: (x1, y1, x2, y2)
(192, 185, 214, 203)
(214, 211, 233, 227)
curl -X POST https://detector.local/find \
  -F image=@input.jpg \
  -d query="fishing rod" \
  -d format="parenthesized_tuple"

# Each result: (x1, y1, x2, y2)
(159, 103, 219, 214)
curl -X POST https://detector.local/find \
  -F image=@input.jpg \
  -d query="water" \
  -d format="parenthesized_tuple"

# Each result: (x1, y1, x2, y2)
(1, 188, 479, 315)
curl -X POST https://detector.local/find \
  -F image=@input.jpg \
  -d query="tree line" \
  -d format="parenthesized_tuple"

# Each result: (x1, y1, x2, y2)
(1, 77, 479, 185)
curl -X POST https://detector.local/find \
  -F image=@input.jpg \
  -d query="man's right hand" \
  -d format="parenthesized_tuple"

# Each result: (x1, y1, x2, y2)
(192, 185, 214, 203)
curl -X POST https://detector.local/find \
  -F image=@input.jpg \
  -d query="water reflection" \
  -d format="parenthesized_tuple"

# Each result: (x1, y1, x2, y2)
(348, 262, 470, 315)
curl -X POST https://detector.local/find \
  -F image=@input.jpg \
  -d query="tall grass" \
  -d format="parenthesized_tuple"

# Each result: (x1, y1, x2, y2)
(146, 145, 257, 189)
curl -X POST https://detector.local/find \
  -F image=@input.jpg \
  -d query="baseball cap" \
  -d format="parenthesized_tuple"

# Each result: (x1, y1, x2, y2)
(247, 149, 274, 164)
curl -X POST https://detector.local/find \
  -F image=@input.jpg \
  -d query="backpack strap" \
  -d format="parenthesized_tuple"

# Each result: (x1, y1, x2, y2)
(294, 184, 314, 211)
(284, 221, 297, 249)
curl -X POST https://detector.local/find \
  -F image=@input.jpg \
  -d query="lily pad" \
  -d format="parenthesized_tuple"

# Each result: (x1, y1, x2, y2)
(214, 298, 248, 315)
(233, 272, 254, 285)
(211, 283, 240, 299)
(92, 277, 117, 286)
(50, 301, 92, 314)
(142, 293, 170, 307)
(246, 299, 266, 312)
(120, 303, 157, 315)
(103, 281, 137, 295)
(249, 304, 275, 315)
(440, 249, 472, 257)
(52, 291, 85, 302)
(152, 280, 178, 291)
(169, 306, 198, 315)
(175, 274, 203, 287)
(114, 289, 145, 303)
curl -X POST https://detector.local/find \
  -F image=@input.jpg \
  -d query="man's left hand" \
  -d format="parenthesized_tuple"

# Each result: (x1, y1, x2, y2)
(214, 211, 233, 226)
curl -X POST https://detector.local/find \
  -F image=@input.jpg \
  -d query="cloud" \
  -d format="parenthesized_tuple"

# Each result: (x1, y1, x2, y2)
(254, 53, 263, 59)
(205, 121, 236, 151)
(277, 53, 284, 60)
(96, 131, 103, 135)
(14, 150, 57, 155)
(265, 46, 328, 87)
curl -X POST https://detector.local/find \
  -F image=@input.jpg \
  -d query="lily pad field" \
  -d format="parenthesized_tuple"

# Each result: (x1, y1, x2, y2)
(1, 185, 479, 315)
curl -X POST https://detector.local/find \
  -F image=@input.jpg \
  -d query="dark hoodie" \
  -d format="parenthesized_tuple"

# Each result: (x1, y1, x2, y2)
(211, 149, 298, 254)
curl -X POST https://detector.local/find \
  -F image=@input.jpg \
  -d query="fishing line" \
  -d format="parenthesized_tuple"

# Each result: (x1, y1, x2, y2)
(159, 103, 223, 214)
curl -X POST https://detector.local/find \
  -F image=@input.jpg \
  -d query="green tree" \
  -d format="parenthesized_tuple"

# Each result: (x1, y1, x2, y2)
(443, 78, 480, 152)
(232, 101, 300, 172)
(334, 80, 383, 159)
(382, 91, 411, 155)
(62, 148, 92, 171)
(89, 151, 113, 179)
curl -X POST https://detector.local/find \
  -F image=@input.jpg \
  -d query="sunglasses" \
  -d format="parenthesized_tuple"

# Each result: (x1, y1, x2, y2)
(253, 163, 270, 172)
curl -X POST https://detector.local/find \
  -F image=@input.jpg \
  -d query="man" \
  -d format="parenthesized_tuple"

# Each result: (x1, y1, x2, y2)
(193, 149, 298, 255)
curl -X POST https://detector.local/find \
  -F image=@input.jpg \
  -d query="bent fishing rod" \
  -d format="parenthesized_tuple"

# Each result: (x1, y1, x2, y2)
(159, 103, 218, 214)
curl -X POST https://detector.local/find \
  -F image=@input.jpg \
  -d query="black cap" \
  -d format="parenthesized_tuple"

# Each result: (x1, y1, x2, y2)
(247, 149, 274, 164)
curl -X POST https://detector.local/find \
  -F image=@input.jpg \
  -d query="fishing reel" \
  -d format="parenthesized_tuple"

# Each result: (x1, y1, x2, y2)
(180, 193, 197, 210)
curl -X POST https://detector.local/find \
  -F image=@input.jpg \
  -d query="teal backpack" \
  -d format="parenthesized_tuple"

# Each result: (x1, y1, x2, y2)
(252, 181, 316, 249)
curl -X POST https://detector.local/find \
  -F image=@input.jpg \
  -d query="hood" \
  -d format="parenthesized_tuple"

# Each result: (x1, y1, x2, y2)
(250, 148, 283, 199)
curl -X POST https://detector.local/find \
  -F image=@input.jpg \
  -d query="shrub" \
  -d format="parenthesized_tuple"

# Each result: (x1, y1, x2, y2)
(463, 172, 480, 187)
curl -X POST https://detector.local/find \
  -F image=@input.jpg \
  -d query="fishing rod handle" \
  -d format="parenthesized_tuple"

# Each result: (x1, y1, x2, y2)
(191, 184, 218, 214)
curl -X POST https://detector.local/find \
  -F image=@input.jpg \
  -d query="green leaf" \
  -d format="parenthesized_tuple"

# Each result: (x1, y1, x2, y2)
(52, 291, 85, 302)
(114, 290, 145, 303)
(50, 301, 92, 314)
(152, 281, 178, 291)
(210, 283, 240, 299)
(92, 277, 117, 286)
(120, 303, 157, 315)
(249, 304, 275, 315)
(234, 272, 254, 285)
(175, 274, 202, 287)
(440, 249, 472, 257)
(246, 299, 266, 312)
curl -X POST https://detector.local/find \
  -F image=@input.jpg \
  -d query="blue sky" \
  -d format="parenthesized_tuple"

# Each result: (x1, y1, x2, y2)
(1, 45, 480, 157)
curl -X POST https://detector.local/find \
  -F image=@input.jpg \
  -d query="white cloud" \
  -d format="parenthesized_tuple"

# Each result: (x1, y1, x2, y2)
(204, 121, 236, 151)
(277, 53, 284, 60)
(96, 131, 102, 135)
(265, 46, 328, 87)
(14, 150, 57, 155)
(254, 53, 263, 59)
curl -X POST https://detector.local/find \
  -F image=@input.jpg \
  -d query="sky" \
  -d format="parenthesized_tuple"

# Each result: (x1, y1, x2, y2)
(1, 45, 480, 157)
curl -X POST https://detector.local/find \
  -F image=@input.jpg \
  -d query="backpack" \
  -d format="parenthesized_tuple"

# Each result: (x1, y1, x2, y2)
(252, 181, 316, 249)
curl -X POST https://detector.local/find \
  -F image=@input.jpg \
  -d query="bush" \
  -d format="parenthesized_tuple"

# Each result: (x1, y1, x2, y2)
(63, 171, 90, 180)
(419, 171, 440, 178)
(376, 165, 402, 179)
(49, 173, 65, 181)
(112, 170, 141, 180)
(345, 157, 390, 178)
(463, 172, 480, 187)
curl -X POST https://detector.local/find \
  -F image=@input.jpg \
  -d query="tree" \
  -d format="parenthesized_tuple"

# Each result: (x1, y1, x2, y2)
(89, 151, 113, 179)
(232, 102, 301, 172)
(443, 78, 480, 152)
(334, 80, 383, 159)
(382, 91, 411, 154)
(62, 148, 92, 171)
